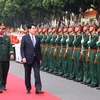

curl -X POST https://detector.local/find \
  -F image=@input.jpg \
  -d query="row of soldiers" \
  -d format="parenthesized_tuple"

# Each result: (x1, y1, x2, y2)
(37, 23, 100, 89)
(4, 23, 100, 89)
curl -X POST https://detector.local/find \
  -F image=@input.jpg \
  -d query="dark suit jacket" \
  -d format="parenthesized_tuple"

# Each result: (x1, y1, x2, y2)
(20, 33, 42, 64)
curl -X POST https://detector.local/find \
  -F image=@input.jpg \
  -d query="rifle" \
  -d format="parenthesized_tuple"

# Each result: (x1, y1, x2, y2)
(94, 34, 100, 64)
(71, 33, 76, 59)
(86, 33, 91, 62)
(53, 34, 58, 56)
(49, 34, 53, 55)
(64, 34, 69, 58)
(59, 34, 63, 57)
(79, 32, 84, 60)
(44, 34, 48, 55)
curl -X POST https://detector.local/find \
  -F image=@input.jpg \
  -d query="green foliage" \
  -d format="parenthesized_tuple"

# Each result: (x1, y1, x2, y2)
(0, 0, 99, 26)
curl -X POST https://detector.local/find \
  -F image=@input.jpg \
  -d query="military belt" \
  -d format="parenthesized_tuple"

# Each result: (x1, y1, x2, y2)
(56, 46, 61, 48)
(68, 47, 73, 50)
(62, 48, 66, 50)
(40, 44, 46, 47)
(75, 47, 81, 50)
(46, 46, 50, 48)
(50, 46, 55, 49)
(83, 49, 88, 52)
(89, 49, 97, 52)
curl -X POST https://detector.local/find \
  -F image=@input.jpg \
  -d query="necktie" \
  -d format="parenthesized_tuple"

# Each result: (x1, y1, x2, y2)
(32, 35, 36, 47)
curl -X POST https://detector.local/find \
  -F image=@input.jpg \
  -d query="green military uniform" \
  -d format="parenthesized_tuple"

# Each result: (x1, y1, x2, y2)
(44, 33, 52, 71)
(40, 33, 47, 70)
(53, 34, 62, 74)
(88, 34, 98, 87)
(48, 33, 57, 73)
(81, 34, 91, 84)
(57, 33, 67, 76)
(0, 35, 14, 90)
(97, 41, 100, 87)
(73, 33, 83, 81)
(67, 34, 74, 79)
(61, 33, 69, 77)
(97, 36, 100, 89)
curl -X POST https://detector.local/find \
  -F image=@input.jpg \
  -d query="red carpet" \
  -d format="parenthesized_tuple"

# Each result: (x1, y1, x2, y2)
(0, 73, 61, 100)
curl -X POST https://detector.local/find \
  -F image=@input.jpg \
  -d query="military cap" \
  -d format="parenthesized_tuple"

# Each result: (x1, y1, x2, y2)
(54, 26, 58, 32)
(84, 23, 90, 28)
(71, 26, 75, 31)
(76, 25, 83, 32)
(91, 24, 98, 30)
(63, 26, 68, 31)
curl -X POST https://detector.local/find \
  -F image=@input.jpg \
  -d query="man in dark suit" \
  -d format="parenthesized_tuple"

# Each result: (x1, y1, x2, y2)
(20, 23, 44, 94)
(0, 23, 14, 93)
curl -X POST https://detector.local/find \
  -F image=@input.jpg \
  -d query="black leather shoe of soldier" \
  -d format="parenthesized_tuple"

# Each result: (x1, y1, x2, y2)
(2, 86, 7, 91)
(0, 88, 3, 93)
(26, 89, 30, 94)
(35, 90, 44, 94)
(96, 87, 100, 90)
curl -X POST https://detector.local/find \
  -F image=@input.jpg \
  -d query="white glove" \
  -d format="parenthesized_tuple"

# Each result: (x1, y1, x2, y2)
(61, 39, 63, 41)
(81, 39, 84, 43)
(87, 41, 90, 44)
(66, 39, 69, 42)
(96, 41, 100, 45)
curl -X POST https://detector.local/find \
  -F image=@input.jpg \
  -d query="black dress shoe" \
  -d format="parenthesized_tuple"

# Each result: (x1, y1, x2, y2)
(35, 90, 44, 94)
(68, 77, 74, 80)
(26, 89, 30, 94)
(2, 86, 7, 91)
(96, 87, 100, 90)
(81, 81, 87, 85)
(0, 89, 3, 93)
(88, 84, 98, 88)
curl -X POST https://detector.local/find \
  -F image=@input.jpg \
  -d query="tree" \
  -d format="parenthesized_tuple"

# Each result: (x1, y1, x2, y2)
(0, 0, 100, 27)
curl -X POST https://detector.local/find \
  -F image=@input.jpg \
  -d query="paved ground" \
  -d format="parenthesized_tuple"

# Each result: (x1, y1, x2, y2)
(9, 61, 100, 100)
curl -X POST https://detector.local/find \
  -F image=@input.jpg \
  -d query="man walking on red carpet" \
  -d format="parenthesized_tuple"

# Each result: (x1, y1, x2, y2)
(20, 23, 44, 94)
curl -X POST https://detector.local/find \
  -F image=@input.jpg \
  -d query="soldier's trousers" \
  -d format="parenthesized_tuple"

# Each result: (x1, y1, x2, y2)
(90, 52, 98, 85)
(48, 48, 53, 71)
(0, 61, 9, 89)
(53, 48, 60, 74)
(40, 46, 45, 69)
(82, 51, 91, 83)
(68, 49, 74, 78)
(97, 52, 100, 86)
(74, 50, 83, 81)
(62, 50, 68, 77)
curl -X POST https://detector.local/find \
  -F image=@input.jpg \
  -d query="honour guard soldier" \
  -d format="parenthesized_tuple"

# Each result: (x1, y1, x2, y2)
(43, 27, 52, 71)
(57, 26, 68, 76)
(65, 26, 74, 79)
(48, 27, 57, 73)
(88, 24, 98, 87)
(53, 26, 62, 75)
(81, 24, 91, 84)
(96, 27, 100, 89)
(40, 27, 48, 70)
(73, 24, 83, 82)
(0, 23, 14, 93)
